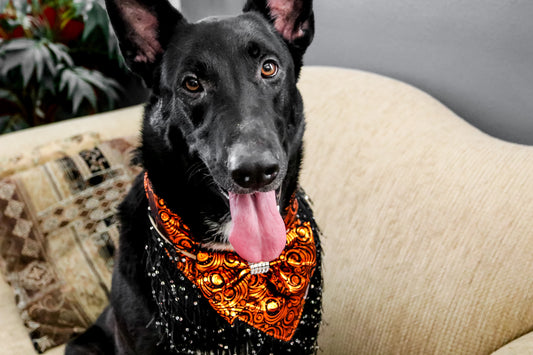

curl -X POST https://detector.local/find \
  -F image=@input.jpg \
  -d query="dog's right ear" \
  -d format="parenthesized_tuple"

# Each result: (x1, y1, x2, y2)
(105, 0, 185, 86)
(243, 0, 314, 76)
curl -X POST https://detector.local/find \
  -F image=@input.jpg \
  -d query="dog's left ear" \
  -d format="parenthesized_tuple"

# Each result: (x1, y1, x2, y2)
(105, 0, 185, 86)
(243, 0, 314, 73)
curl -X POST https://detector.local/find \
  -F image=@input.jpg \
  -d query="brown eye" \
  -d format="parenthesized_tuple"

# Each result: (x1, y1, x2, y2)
(183, 76, 202, 92)
(261, 60, 278, 78)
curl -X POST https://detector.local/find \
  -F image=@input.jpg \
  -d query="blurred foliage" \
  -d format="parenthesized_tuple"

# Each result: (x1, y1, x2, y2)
(0, 0, 138, 134)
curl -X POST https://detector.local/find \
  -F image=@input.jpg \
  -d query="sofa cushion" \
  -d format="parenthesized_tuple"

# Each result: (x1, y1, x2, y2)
(0, 136, 140, 353)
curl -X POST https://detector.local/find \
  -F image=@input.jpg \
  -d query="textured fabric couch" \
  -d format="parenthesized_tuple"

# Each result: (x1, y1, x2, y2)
(1, 66, 532, 354)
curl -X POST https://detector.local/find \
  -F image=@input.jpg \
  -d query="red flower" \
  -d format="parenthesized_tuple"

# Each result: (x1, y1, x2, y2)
(59, 19, 84, 43)
(41, 6, 56, 28)
(11, 25, 24, 38)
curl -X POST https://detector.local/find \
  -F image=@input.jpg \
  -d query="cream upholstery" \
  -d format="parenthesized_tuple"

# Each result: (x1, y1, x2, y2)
(1, 66, 532, 354)
(299, 67, 533, 354)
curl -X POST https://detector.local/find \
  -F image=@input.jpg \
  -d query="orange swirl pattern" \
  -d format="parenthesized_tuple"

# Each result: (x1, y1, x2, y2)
(144, 173, 316, 341)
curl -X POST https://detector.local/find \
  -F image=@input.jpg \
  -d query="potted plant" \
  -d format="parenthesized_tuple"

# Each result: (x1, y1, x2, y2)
(0, 0, 147, 134)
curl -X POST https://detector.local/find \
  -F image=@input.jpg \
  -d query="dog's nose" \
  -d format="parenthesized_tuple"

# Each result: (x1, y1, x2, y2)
(230, 155, 279, 190)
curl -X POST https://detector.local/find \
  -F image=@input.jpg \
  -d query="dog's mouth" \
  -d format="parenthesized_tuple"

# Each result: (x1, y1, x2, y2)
(213, 185, 286, 264)
(227, 189, 287, 263)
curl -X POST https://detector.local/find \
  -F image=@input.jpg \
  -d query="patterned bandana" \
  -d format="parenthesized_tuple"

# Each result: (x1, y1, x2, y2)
(144, 173, 317, 342)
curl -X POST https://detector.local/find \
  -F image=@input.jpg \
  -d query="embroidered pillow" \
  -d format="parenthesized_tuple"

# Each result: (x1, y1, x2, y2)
(0, 136, 140, 353)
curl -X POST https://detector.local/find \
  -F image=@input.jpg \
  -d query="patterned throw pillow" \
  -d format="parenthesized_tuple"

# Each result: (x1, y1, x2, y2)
(0, 136, 140, 353)
(0, 132, 101, 179)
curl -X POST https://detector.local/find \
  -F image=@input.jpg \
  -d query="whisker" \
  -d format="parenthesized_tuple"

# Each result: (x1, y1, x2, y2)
(185, 162, 208, 183)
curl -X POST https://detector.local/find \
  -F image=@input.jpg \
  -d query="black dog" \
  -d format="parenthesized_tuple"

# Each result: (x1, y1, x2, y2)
(66, 0, 321, 353)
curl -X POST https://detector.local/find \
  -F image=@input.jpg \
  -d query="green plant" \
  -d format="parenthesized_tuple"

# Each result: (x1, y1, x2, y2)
(0, 0, 131, 134)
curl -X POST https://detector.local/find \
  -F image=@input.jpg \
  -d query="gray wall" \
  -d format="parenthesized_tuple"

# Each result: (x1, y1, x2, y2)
(181, 1, 533, 145)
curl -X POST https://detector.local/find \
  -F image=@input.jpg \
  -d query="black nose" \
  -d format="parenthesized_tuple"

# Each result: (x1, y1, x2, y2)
(230, 156, 280, 189)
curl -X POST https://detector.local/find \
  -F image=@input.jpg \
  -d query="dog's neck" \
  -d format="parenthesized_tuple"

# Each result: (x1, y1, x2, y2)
(143, 171, 317, 343)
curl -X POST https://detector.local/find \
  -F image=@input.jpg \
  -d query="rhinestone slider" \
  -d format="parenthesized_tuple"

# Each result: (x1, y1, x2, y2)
(249, 262, 270, 275)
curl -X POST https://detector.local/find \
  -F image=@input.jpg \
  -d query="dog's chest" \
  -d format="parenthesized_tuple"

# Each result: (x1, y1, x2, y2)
(144, 191, 323, 354)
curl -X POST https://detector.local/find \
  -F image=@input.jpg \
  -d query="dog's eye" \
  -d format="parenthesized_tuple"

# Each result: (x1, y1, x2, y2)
(183, 76, 202, 93)
(261, 60, 278, 78)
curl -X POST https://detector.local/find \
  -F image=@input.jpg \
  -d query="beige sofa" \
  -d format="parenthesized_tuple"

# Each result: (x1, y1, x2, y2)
(1, 66, 532, 354)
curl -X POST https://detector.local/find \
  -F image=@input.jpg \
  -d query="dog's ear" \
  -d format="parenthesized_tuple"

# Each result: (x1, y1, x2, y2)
(105, 0, 185, 86)
(243, 0, 314, 72)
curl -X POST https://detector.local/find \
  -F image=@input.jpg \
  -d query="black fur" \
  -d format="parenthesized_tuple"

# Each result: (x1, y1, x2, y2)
(66, 0, 321, 354)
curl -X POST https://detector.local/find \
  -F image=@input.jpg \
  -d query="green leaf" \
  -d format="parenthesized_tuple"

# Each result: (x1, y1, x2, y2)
(0, 39, 60, 86)
(0, 115, 12, 134)
(40, 42, 57, 76)
(82, 68, 122, 105)
(82, 2, 109, 42)
(74, 79, 97, 112)
(39, 74, 57, 96)
(30, 0, 40, 12)
(59, 67, 98, 113)
(58, 65, 124, 113)
(20, 51, 34, 86)
(0, 88, 23, 109)
(1, 44, 37, 86)
(62, 5, 78, 22)
(107, 34, 126, 65)
(47, 42, 73, 67)
(0, 48, 28, 75)
(32, 43, 45, 81)
(0, 114, 29, 134)
(0, 38, 35, 52)
(0, 115, 9, 133)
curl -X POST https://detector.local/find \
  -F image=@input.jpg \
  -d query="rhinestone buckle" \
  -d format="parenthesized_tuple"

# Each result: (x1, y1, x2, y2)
(249, 262, 270, 275)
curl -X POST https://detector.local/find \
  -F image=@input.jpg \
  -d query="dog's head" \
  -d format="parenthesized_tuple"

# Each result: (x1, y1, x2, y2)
(106, 0, 314, 262)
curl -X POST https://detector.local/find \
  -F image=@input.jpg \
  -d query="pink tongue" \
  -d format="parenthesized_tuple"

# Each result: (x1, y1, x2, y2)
(228, 191, 287, 263)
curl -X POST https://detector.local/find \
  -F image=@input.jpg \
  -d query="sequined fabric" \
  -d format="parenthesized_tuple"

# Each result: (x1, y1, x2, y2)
(144, 173, 317, 342)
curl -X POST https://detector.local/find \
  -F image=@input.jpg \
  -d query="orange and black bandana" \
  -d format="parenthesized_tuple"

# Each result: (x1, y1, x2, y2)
(144, 173, 318, 342)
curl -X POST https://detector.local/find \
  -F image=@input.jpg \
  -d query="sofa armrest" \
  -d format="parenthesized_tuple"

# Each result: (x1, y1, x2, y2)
(0, 105, 142, 160)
